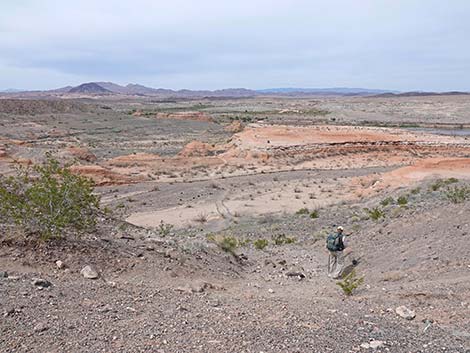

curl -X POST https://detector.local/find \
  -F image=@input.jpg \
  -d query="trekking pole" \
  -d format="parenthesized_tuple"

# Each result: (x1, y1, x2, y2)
(327, 253, 331, 274)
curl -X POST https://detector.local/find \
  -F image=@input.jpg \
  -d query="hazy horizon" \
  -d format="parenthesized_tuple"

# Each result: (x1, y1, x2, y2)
(1, 0, 470, 91)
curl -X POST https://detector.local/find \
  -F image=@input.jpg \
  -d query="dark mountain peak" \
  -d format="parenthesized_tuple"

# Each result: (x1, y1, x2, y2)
(68, 82, 112, 94)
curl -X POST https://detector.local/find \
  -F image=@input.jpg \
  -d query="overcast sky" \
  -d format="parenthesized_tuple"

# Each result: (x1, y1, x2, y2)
(1, 0, 469, 91)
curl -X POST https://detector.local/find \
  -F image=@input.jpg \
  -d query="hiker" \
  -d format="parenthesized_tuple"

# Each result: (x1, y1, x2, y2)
(326, 226, 348, 279)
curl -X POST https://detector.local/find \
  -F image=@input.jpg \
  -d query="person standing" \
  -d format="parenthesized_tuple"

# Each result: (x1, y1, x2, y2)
(326, 226, 347, 279)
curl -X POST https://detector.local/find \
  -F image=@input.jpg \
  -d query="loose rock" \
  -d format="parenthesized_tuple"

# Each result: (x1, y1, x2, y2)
(55, 260, 66, 269)
(33, 323, 50, 333)
(32, 278, 52, 288)
(360, 340, 385, 349)
(80, 266, 99, 279)
(396, 306, 416, 320)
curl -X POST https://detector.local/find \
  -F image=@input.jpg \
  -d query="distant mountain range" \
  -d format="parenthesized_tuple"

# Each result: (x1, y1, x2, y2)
(257, 87, 399, 95)
(2, 82, 469, 98)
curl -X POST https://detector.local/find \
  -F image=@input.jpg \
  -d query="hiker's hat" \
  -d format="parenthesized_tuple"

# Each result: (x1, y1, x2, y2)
(337, 226, 344, 231)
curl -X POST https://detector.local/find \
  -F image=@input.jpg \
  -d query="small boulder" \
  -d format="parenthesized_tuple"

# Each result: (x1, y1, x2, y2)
(55, 260, 66, 269)
(32, 278, 52, 288)
(0, 271, 8, 278)
(396, 305, 416, 320)
(80, 266, 99, 279)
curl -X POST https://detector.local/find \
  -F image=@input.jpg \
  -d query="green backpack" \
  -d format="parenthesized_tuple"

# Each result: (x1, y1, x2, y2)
(326, 233, 344, 251)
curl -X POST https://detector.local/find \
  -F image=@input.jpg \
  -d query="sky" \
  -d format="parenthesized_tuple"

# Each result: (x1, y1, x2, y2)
(1, 0, 470, 91)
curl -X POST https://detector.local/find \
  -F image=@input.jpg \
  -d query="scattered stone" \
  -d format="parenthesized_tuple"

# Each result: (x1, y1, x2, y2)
(98, 304, 113, 313)
(3, 308, 15, 317)
(32, 278, 52, 288)
(33, 323, 49, 333)
(175, 281, 222, 294)
(55, 260, 66, 269)
(360, 340, 385, 349)
(80, 266, 99, 279)
(285, 271, 306, 279)
(396, 306, 416, 320)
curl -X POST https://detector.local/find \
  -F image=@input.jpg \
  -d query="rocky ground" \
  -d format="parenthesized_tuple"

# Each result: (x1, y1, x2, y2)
(1, 96, 470, 352)
(1, 179, 469, 352)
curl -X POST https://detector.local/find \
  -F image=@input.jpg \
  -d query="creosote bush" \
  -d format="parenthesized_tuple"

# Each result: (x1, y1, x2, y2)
(295, 207, 309, 215)
(366, 207, 385, 221)
(207, 234, 239, 254)
(272, 234, 296, 245)
(309, 210, 319, 219)
(253, 238, 269, 250)
(430, 178, 458, 191)
(0, 156, 100, 240)
(444, 185, 470, 204)
(336, 270, 364, 296)
(397, 195, 408, 206)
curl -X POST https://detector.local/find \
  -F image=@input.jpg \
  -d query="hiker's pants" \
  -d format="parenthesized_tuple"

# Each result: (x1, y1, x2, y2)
(328, 250, 344, 278)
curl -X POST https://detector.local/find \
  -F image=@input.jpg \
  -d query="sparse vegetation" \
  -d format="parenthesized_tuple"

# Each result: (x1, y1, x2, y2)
(397, 195, 408, 206)
(208, 234, 238, 254)
(309, 210, 319, 219)
(444, 185, 470, 203)
(430, 178, 459, 191)
(193, 212, 208, 224)
(336, 270, 364, 296)
(380, 196, 394, 207)
(295, 207, 309, 215)
(0, 156, 100, 240)
(158, 221, 174, 237)
(272, 234, 296, 245)
(366, 207, 385, 221)
(253, 238, 269, 250)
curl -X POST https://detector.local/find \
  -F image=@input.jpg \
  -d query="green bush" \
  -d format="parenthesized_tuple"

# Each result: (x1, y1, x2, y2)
(366, 207, 385, 221)
(430, 178, 458, 191)
(295, 207, 309, 215)
(253, 238, 269, 250)
(336, 270, 364, 296)
(309, 210, 319, 219)
(0, 156, 100, 240)
(158, 221, 174, 237)
(380, 197, 394, 207)
(397, 195, 408, 206)
(272, 234, 296, 245)
(208, 234, 238, 254)
(444, 185, 470, 204)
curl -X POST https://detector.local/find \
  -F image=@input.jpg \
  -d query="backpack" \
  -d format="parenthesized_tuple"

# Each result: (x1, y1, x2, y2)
(326, 233, 344, 252)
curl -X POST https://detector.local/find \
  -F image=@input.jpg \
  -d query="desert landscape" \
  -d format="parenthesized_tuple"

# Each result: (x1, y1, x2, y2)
(0, 88, 469, 352)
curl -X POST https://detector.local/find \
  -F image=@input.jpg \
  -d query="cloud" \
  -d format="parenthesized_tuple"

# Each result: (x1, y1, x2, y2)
(1, 0, 469, 90)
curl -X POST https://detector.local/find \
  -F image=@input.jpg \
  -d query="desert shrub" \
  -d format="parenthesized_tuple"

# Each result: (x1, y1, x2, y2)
(253, 238, 269, 250)
(410, 187, 421, 195)
(380, 197, 394, 207)
(430, 178, 458, 191)
(272, 234, 296, 245)
(0, 156, 100, 240)
(336, 270, 364, 296)
(208, 234, 238, 254)
(397, 195, 408, 206)
(366, 207, 385, 221)
(444, 185, 470, 204)
(193, 212, 208, 224)
(158, 221, 174, 237)
(309, 210, 319, 219)
(295, 207, 309, 215)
